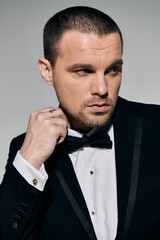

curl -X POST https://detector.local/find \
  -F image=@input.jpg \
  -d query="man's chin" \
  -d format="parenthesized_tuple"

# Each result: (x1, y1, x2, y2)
(85, 119, 111, 128)
(73, 114, 112, 131)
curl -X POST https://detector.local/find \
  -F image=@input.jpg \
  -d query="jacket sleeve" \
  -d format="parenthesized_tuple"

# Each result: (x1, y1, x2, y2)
(0, 136, 48, 240)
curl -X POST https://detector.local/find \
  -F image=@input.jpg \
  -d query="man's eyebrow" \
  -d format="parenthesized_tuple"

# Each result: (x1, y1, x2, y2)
(108, 59, 123, 68)
(66, 59, 123, 72)
(66, 63, 96, 72)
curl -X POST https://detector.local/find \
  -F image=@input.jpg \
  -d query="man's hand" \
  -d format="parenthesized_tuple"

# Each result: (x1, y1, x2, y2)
(19, 107, 70, 170)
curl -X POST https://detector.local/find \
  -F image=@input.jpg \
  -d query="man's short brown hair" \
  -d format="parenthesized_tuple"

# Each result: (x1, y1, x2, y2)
(43, 6, 123, 67)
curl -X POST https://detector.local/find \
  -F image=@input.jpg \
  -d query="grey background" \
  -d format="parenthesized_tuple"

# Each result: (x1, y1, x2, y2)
(1, 0, 160, 183)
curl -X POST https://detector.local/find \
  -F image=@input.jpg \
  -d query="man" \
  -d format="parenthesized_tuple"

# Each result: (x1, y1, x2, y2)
(0, 6, 160, 240)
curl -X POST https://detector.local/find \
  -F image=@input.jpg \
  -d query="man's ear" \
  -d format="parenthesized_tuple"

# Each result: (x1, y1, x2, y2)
(38, 58, 54, 86)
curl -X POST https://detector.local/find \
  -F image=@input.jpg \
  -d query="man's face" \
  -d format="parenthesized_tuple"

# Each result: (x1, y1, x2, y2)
(52, 31, 123, 132)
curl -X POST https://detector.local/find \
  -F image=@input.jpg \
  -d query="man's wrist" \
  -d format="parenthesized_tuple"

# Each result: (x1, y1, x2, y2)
(13, 151, 48, 191)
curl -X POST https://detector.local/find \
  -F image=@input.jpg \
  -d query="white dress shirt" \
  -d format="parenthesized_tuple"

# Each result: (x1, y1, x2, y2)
(13, 125, 118, 240)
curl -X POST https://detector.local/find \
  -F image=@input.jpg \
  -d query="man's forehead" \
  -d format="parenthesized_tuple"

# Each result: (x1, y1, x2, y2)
(59, 30, 122, 57)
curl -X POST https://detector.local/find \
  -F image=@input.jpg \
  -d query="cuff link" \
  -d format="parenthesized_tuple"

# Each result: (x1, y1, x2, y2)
(32, 178, 38, 186)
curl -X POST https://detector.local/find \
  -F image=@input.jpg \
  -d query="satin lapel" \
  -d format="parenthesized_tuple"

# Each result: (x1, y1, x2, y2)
(46, 145, 97, 240)
(113, 98, 139, 238)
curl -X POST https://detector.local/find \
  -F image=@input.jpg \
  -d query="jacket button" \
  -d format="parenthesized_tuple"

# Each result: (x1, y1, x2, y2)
(12, 221, 18, 229)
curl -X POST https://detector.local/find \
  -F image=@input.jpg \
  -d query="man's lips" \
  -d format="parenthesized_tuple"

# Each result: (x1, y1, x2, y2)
(87, 103, 110, 112)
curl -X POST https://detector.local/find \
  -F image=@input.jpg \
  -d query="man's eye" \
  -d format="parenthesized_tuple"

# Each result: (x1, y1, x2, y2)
(75, 69, 92, 76)
(111, 67, 118, 73)
(105, 66, 122, 76)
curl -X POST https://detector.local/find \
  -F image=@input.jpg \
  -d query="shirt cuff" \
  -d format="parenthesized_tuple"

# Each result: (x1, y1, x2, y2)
(13, 151, 48, 191)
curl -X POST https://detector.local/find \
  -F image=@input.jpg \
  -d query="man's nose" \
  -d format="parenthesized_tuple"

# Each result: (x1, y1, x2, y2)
(90, 74, 108, 97)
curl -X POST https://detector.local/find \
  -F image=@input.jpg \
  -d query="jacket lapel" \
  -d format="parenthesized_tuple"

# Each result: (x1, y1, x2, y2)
(45, 144, 97, 240)
(113, 97, 143, 238)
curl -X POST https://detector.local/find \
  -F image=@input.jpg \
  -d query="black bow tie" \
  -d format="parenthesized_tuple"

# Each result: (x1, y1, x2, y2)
(65, 131, 112, 153)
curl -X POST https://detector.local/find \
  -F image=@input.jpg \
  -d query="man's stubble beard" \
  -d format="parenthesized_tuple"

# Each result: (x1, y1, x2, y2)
(69, 109, 114, 132)
(60, 97, 116, 132)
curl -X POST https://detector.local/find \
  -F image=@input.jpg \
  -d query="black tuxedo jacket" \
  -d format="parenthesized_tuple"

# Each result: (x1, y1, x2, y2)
(0, 97, 160, 240)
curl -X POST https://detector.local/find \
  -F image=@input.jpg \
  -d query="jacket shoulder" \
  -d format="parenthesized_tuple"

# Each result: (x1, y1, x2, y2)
(117, 97, 160, 116)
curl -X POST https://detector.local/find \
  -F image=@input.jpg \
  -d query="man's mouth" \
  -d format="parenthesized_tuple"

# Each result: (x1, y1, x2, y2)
(87, 103, 110, 113)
